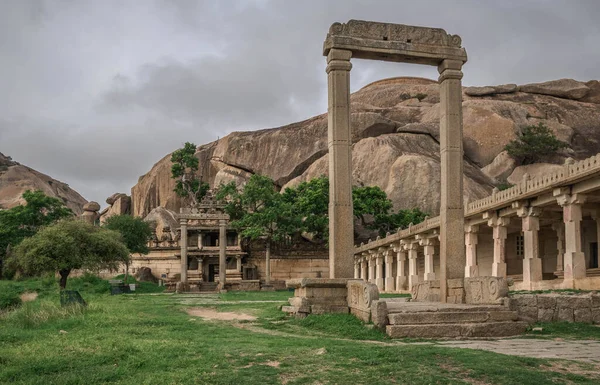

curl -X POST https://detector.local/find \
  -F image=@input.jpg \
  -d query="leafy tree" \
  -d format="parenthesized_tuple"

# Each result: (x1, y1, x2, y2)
(372, 208, 428, 236)
(103, 215, 153, 283)
(282, 176, 329, 241)
(171, 142, 210, 205)
(505, 122, 568, 165)
(0, 190, 73, 277)
(216, 175, 301, 284)
(12, 219, 129, 289)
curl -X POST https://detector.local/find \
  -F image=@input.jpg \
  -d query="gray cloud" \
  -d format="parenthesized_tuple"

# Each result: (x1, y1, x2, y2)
(1, 0, 599, 207)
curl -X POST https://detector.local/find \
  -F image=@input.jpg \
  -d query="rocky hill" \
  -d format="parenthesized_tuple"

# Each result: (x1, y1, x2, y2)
(131, 77, 600, 218)
(0, 152, 88, 215)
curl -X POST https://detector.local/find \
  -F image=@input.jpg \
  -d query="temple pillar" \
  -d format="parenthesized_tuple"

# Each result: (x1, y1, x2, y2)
(407, 242, 419, 290)
(354, 257, 360, 279)
(219, 219, 227, 288)
(518, 206, 542, 289)
(368, 252, 376, 284)
(488, 215, 510, 278)
(180, 219, 188, 283)
(556, 193, 587, 280)
(326, 48, 354, 278)
(198, 257, 204, 281)
(395, 244, 407, 291)
(384, 249, 395, 292)
(420, 238, 436, 281)
(552, 222, 565, 273)
(236, 255, 242, 272)
(198, 231, 203, 249)
(438, 59, 466, 302)
(464, 225, 479, 277)
(375, 250, 384, 291)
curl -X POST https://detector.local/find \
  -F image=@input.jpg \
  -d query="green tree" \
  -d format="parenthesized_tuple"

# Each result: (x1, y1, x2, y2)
(282, 176, 329, 241)
(103, 215, 153, 283)
(171, 142, 210, 205)
(505, 122, 568, 165)
(12, 219, 129, 289)
(216, 175, 301, 284)
(0, 190, 73, 277)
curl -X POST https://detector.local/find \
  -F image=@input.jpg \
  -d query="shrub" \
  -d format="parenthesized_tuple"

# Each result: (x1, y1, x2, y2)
(0, 289, 22, 310)
(505, 123, 568, 165)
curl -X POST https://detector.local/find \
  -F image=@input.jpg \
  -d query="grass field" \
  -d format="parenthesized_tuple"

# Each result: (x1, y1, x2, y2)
(1, 277, 600, 384)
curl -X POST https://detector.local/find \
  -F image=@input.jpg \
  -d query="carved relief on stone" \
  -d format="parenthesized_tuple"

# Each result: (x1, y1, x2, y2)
(328, 19, 462, 48)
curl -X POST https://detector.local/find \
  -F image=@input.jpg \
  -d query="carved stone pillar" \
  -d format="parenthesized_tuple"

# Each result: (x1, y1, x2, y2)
(375, 250, 384, 291)
(420, 238, 436, 281)
(353, 257, 360, 279)
(395, 244, 407, 291)
(198, 257, 204, 281)
(179, 218, 188, 283)
(464, 225, 479, 277)
(367, 252, 375, 283)
(360, 253, 368, 281)
(556, 193, 587, 281)
(236, 255, 242, 272)
(407, 242, 419, 290)
(438, 59, 466, 302)
(552, 222, 565, 273)
(326, 48, 354, 278)
(384, 249, 395, 292)
(488, 215, 510, 278)
(219, 219, 227, 288)
(518, 206, 542, 288)
(198, 231, 203, 249)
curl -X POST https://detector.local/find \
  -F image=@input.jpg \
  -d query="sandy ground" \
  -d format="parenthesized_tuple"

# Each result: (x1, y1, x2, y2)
(186, 307, 257, 321)
(19, 292, 38, 302)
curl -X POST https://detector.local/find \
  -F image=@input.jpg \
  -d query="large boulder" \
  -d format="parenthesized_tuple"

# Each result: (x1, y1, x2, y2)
(130, 77, 600, 218)
(143, 206, 179, 240)
(507, 164, 565, 185)
(519, 79, 590, 100)
(0, 152, 87, 214)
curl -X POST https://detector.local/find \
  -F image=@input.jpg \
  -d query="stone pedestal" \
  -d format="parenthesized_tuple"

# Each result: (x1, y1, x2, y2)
(283, 278, 352, 317)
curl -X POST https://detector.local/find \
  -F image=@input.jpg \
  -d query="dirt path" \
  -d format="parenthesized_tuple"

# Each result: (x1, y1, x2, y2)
(186, 307, 257, 321)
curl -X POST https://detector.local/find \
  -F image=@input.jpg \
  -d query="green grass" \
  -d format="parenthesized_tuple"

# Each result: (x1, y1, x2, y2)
(525, 322, 600, 340)
(379, 293, 411, 299)
(219, 289, 293, 302)
(1, 279, 600, 384)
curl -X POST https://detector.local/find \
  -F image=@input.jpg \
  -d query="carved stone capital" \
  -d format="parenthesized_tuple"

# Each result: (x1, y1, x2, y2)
(517, 206, 542, 218)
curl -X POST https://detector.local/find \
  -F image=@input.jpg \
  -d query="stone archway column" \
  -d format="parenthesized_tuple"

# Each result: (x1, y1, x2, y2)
(326, 48, 354, 279)
(420, 238, 436, 281)
(384, 249, 395, 292)
(395, 245, 407, 291)
(488, 216, 510, 278)
(518, 206, 542, 289)
(180, 218, 188, 283)
(464, 225, 479, 277)
(437, 59, 466, 302)
(557, 193, 587, 281)
(552, 222, 565, 273)
(360, 254, 368, 281)
(407, 243, 419, 290)
(219, 219, 227, 287)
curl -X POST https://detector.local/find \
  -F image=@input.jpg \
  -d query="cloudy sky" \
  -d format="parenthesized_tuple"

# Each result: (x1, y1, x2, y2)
(1, 0, 599, 207)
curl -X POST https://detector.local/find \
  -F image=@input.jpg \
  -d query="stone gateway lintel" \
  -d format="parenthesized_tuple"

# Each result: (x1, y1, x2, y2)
(323, 20, 467, 65)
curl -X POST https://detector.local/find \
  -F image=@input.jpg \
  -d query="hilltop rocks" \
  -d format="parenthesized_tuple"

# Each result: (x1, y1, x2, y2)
(131, 77, 600, 218)
(0, 152, 87, 214)
(519, 79, 590, 100)
(465, 84, 518, 96)
(99, 193, 131, 224)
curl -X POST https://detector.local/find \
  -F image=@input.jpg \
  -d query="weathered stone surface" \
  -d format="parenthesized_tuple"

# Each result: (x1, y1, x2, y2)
(100, 193, 131, 224)
(537, 308, 555, 323)
(134, 267, 158, 284)
(592, 308, 600, 324)
(0, 152, 87, 214)
(386, 321, 527, 338)
(518, 306, 538, 323)
(519, 79, 590, 100)
(464, 277, 508, 305)
(574, 308, 593, 323)
(557, 307, 575, 322)
(581, 80, 600, 104)
(370, 300, 388, 329)
(592, 293, 600, 308)
(511, 294, 537, 308)
(481, 151, 516, 182)
(465, 84, 517, 96)
(536, 295, 557, 309)
(347, 279, 379, 322)
(143, 206, 179, 240)
(83, 201, 101, 212)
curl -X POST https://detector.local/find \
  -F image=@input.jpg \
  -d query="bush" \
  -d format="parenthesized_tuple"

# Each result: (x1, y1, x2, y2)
(505, 123, 568, 165)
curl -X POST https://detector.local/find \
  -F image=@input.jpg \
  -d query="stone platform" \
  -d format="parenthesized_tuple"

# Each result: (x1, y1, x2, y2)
(384, 300, 528, 339)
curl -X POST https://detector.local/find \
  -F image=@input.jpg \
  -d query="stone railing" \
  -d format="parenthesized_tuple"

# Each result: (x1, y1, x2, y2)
(354, 152, 600, 255)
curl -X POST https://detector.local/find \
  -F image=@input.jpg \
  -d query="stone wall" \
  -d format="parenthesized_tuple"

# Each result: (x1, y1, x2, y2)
(509, 293, 600, 323)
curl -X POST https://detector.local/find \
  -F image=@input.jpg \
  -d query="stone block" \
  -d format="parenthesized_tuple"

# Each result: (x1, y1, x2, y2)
(310, 305, 349, 315)
(557, 307, 574, 322)
(488, 311, 519, 322)
(511, 294, 537, 308)
(518, 306, 538, 323)
(556, 295, 592, 309)
(537, 308, 555, 323)
(574, 308, 593, 323)
(447, 279, 464, 289)
(350, 307, 371, 323)
(592, 308, 600, 324)
(370, 300, 388, 330)
(536, 295, 557, 309)
(591, 294, 600, 308)
(464, 277, 508, 305)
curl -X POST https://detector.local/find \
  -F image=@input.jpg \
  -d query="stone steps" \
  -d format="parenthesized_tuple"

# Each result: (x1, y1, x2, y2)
(384, 301, 528, 339)
(386, 321, 529, 338)
(199, 282, 219, 293)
